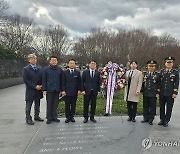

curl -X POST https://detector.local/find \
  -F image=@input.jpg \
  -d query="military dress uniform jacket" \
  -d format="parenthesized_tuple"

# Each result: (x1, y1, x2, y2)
(159, 69, 179, 96)
(142, 71, 160, 97)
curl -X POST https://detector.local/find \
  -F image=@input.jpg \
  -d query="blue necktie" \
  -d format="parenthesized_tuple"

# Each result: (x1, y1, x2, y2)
(33, 66, 38, 71)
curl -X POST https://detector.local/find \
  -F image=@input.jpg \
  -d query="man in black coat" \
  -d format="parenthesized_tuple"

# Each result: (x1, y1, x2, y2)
(81, 60, 101, 123)
(62, 59, 81, 123)
(158, 57, 179, 127)
(141, 60, 160, 125)
(22, 54, 44, 125)
(42, 56, 63, 124)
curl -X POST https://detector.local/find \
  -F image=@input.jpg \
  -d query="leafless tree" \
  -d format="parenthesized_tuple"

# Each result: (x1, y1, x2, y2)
(32, 25, 69, 61)
(0, 14, 34, 58)
(0, 0, 9, 18)
(74, 28, 180, 69)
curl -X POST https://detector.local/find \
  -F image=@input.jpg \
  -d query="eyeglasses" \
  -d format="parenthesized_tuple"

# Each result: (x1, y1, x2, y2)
(90, 62, 96, 65)
(30, 58, 37, 60)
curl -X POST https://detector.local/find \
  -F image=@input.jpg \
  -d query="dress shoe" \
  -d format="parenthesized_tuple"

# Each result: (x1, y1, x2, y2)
(65, 119, 70, 123)
(90, 118, 97, 123)
(149, 121, 153, 125)
(163, 121, 168, 127)
(52, 119, 60, 122)
(83, 119, 88, 123)
(127, 118, 132, 121)
(71, 118, 75, 123)
(132, 118, 136, 122)
(46, 119, 51, 124)
(104, 113, 109, 116)
(26, 119, 34, 125)
(141, 120, 148, 123)
(34, 117, 44, 122)
(158, 120, 164, 125)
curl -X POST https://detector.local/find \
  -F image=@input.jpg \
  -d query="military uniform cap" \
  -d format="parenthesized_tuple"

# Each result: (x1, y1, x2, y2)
(147, 60, 157, 67)
(147, 60, 157, 65)
(164, 57, 175, 62)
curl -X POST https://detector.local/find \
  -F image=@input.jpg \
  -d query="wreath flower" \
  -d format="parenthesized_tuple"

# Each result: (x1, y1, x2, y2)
(100, 62, 126, 91)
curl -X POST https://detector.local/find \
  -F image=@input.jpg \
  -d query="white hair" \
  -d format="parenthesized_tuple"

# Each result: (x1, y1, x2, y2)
(28, 53, 37, 59)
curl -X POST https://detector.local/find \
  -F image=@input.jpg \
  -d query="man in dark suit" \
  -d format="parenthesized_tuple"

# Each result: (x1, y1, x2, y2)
(81, 60, 101, 123)
(62, 59, 81, 123)
(42, 56, 63, 124)
(22, 54, 44, 125)
(141, 60, 160, 125)
(158, 57, 179, 127)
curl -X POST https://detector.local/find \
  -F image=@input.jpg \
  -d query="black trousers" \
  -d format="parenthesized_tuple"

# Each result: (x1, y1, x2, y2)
(127, 101, 137, 119)
(143, 96, 156, 121)
(83, 91, 97, 119)
(26, 99, 40, 120)
(65, 95, 77, 119)
(160, 95, 174, 122)
(46, 92, 59, 120)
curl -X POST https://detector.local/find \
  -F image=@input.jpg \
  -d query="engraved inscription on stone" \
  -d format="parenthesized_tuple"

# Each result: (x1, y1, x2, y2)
(38, 124, 109, 153)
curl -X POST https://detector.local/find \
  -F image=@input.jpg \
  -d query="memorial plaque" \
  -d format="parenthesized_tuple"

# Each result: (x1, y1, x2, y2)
(25, 116, 153, 154)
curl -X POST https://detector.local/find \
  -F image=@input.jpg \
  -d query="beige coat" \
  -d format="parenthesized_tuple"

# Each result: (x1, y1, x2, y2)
(124, 69, 143, 102)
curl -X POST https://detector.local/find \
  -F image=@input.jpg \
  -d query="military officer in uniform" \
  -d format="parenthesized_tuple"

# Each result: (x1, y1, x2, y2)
(141, 60, 160, 125)
(158, 57, 179, 127)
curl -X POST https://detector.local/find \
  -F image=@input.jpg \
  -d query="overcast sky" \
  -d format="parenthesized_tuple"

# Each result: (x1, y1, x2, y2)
(7, 0, 180, 40)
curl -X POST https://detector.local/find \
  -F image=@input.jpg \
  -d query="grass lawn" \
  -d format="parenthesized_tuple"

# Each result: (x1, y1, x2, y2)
(58, 89, 159, 117)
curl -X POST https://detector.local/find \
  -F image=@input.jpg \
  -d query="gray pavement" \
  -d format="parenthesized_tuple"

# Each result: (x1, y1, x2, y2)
(141, 89, 180, 154)
(0, 84, 46, 154)
(0, 84, 179, 154)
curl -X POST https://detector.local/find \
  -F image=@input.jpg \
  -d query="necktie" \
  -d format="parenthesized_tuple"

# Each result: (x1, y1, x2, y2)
(71, 70, 74, 74)
(127, 70, 133, 95)
(33, 66, 37, 71)
(91, 70, 94, 78)
(129, 70, 133, 78)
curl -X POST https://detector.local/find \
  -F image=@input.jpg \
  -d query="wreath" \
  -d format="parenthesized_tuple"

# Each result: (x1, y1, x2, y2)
(100, 62, 126, 91)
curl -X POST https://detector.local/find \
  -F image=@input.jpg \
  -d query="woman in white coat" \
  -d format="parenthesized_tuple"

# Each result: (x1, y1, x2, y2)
(124, 61, 143, 122)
